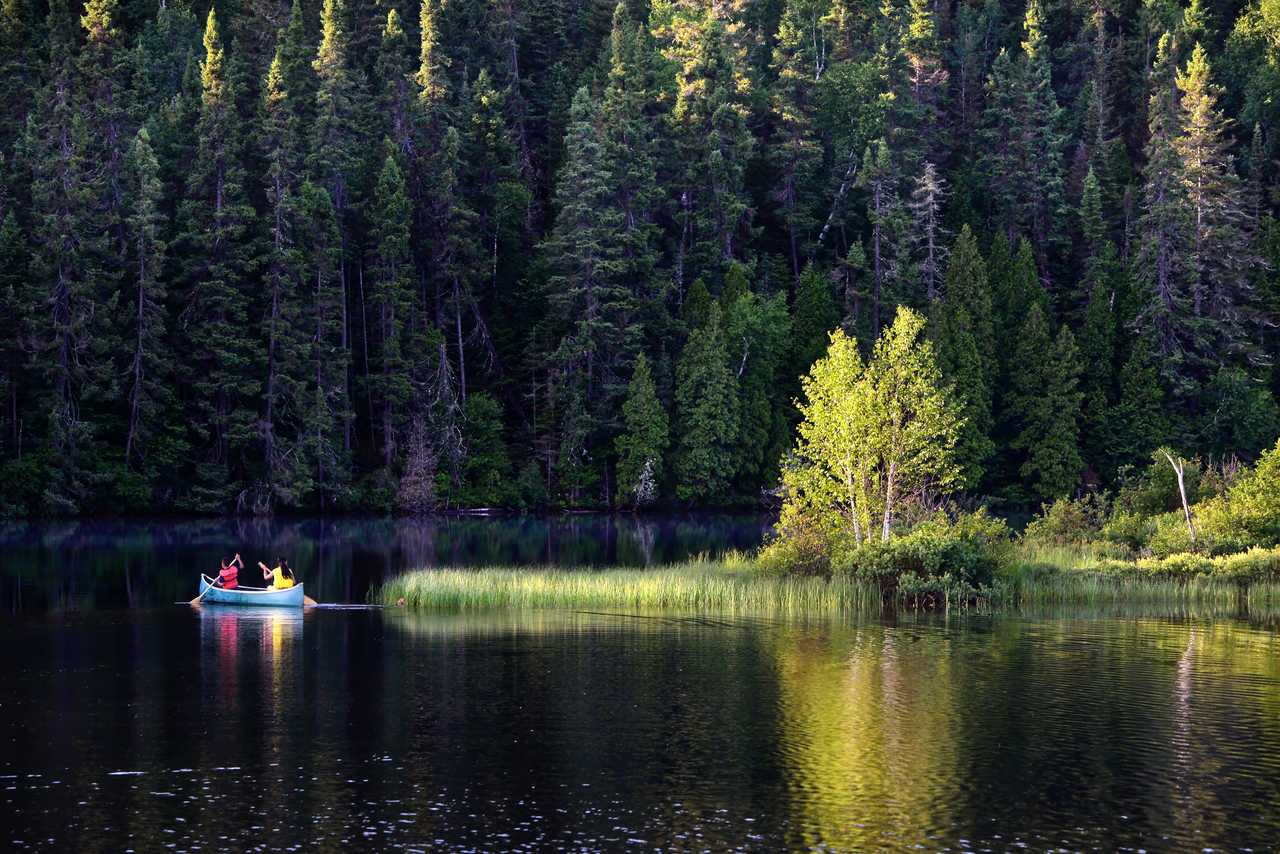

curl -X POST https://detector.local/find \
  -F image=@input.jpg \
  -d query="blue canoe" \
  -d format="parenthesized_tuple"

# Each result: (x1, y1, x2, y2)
(197, 575, 305, 607)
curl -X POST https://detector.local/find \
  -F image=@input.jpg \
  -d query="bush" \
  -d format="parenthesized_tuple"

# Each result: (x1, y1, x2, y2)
(1101, 510, 1155, 551)
(1146, 511, 1199, 558)
(1023, 494, 1108, 545)
(1211, 548, 1280, 582)
(832, 510, 1012, 591)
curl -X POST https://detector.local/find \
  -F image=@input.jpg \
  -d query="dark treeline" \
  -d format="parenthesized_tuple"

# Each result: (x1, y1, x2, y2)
(0, 0, 1278, 515)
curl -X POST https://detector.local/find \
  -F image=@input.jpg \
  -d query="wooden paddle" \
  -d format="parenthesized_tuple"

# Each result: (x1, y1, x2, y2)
(189, 576, 216, 605)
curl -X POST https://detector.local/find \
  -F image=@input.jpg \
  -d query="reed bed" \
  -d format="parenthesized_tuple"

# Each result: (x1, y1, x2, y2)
(377, 558, 881, 616)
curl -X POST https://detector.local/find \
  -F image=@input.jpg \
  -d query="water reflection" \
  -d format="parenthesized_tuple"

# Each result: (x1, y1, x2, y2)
(6, 610, 1280, 849)
(0, 514, 771, 613)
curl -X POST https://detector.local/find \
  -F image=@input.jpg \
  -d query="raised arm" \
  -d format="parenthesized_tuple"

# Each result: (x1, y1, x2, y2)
(259, 561, 272, 578)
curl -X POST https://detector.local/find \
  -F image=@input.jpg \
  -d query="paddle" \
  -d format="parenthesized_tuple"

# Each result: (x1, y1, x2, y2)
(189, 575, 217, 605)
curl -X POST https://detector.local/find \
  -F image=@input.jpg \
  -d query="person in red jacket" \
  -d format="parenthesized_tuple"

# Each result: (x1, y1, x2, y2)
(215, 553, 243, 589)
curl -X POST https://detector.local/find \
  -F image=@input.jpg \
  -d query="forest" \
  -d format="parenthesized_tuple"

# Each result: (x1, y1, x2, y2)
(0, 0, 1278, 516)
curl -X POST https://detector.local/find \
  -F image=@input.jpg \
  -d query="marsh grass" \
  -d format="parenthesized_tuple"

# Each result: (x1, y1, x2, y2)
(377, 554, 881, 616)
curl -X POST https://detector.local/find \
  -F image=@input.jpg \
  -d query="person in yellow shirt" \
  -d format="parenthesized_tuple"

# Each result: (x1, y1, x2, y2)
(258, 558, 296, 589)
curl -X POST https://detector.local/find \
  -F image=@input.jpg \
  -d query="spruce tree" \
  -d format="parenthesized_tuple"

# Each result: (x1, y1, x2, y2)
(770, 0, 830, 279)
(1108, 338, 1169, 471)
(545, 88, 638, 466)
(675, 303, 739, 503)
(1172, 44, 1261, 369)
(615, 353, 669, 507)
(367, 144, 414, 469)
(297, 181, 351, 508)
(122, 128, 173, 475)
(258, 47, 312, 507)
(1008, 306, 1083, 503)
(24, 0, 113, 512)
(790, 264, 840, 377)
(174, 9, 261, 509)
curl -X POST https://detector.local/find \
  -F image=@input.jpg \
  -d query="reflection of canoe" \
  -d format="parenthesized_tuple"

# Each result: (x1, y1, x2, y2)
(198, 575, 304, 607)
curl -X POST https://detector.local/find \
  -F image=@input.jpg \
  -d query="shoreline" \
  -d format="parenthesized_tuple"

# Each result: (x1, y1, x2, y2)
(376, 548, 1280, 615)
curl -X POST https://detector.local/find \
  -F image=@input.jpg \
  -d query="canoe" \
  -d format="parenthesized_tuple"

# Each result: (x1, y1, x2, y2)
(197, 575, 305, 607)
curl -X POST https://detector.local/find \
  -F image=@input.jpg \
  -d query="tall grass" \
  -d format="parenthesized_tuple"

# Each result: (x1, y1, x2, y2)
(377, 556, 881, 616)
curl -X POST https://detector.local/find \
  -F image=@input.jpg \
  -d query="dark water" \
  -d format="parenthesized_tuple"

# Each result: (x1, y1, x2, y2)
(0, 515, 771, 613)
(5, 521, 1280, 851)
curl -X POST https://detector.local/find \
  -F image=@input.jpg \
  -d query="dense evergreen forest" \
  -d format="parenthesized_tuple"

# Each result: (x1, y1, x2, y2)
(0, 0, 1278, 515)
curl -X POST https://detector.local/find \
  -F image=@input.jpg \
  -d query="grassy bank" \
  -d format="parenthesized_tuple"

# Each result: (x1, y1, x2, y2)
(377, 556, 881, 615)
(377, 545, 1280, 616)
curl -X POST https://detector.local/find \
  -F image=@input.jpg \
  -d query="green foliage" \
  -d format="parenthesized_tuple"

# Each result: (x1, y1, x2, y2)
(455, 392, 512, 507)
(675, 303, 739, 503)
(1023, 494, 1110, 546)
(615, 353, 668, 507)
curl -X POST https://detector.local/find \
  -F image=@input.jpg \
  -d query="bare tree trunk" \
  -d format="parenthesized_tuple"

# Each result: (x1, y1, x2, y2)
(1162, 449, 1197, 544)
(881, 460, 897, 542)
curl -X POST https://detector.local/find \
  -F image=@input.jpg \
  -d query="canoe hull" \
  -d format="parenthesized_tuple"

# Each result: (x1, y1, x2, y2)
(198, 576, 305, 607)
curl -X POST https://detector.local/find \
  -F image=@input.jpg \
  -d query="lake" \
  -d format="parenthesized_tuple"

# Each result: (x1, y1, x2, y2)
(4, 517, 1280, 850)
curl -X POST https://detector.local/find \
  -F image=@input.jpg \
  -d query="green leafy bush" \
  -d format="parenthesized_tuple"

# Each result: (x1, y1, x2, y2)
(1023, 494, 1108, 545)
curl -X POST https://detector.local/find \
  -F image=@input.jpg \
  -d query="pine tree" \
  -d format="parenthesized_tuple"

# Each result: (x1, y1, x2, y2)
(432, 125, 482, 403)
(1008, 306, 1083, 503)
(908, 161, 948, 303)
(457, 392, 513, 506)
(675, 303, 739, 503)
(1077, 266, 1118, 477)
(1172, 44, 1261, 369)
(981, 0, 1067, 272)
(122, 128, 172, 474)
(367, 143, 415, 468)
(671, 8, 755, 281)
(376, 9, 415, 158)
(277, 0, 315, 129)
(1133, 33, 1198, 397)
(78, 0, 132, 274)
(892, 0, 948, 172)
(297, 181, 351, 508)
(771, 0, 830, 280)
(0, 0, 33, 153)
(601, 5, 661, 303)
(257, 46, 312, 507)
(857, 138, 906, 330)
(24, 0, 113, 512)
(310, 0, 365, 234)
(791, 263, 841, 377)
(1108, 338, 1169, 471)
(175, 9, 261, 509)
(933, 226, 995, 488)
(545, 88, 638, 466)
(615, 353, 669, 507)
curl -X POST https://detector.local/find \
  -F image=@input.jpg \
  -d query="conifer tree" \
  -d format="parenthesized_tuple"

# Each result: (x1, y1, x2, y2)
(277, 0, 315, 129)
(367, 144, 414, 468)
(545, 88, 637, 457)
(671, 8, 755, 280)
(601, 5, 661, 302)
(675, 303, 739, 503)
(24, 0, 113, 511)
(791, 264, 841, 377)
(310, 0, 365, 240)
(1108, 338, 1169, 471)
(771, 0, 830, 279)
(78, 0, 131, 271)
(175, 9, 261, 509)
(908, 162, 948, 302)
(1008, 306, 1083, 502)
(615, 353, 668, 507)
(376, 9, 415, 158)
(122, 128, 171, 474)
(1172, 44, 1261, 369)
(297, 181, 351, 507)
(258, 47, 312, 506)
(858, 138, 905, 329)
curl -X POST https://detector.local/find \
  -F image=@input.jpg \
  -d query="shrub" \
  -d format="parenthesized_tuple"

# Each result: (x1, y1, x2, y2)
(833, 510, 1012, 591)
(1211, 548, 1280, 582)
(1101, 510, 1155, 551)
(1137, 552, 1213, 577)
(1023, 494, 1108, 545)
(1146, 511, 1200, 558)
